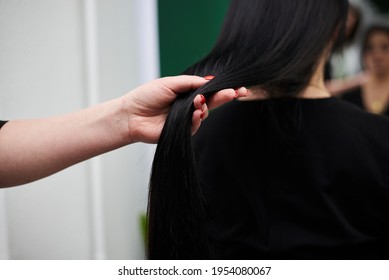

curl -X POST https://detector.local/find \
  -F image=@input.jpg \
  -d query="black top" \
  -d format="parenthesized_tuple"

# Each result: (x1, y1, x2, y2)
(0, 121, 7, 129)
(342, 87, 389, 116)
(193, 98, 389, 259)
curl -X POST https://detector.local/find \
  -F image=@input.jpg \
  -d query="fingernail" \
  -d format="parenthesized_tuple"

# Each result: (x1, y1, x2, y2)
(204, 75, 215, 80)
(200, 94, 206, 105)
(200, 110, 205, 119)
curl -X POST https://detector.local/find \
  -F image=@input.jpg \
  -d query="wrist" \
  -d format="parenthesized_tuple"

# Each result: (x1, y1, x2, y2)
(87, 96, 135, 149)
(117, 93, 137, 145)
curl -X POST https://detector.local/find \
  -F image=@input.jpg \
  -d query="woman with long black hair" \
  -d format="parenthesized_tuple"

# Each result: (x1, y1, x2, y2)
(148, 0, 389, 259)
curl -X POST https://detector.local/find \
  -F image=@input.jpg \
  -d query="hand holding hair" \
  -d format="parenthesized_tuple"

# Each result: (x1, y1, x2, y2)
(0, 75, 249, 188)
(124, 75, 250, 143)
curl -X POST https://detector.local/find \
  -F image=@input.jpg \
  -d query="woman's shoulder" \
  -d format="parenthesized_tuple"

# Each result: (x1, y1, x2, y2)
(196, 97, 389, 136)
(316, 97, 389, 136)
(316, 99, 389, 158)
(335, 97, 389, 126)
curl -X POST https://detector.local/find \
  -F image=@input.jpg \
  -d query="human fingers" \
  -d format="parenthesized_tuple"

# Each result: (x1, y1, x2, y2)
(205, 87, 250, 110)
(193, 94, 209, 120)
(191, 94, 210, 135)
(160, 75, 210, 94)
(193, 94, 206, 110)
(191, 108, 204, 135)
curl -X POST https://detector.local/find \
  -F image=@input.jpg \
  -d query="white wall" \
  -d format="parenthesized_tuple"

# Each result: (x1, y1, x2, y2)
(0, 0, 159, 259)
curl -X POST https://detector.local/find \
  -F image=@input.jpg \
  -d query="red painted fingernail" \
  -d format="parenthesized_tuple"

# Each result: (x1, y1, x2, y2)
(200, 94, 206, 105)
(204, 75, 215, 80)
(200, 110, 205, 119)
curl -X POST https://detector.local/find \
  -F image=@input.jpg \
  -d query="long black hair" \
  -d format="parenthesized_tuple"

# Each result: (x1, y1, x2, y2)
(148, 0, 348, 259)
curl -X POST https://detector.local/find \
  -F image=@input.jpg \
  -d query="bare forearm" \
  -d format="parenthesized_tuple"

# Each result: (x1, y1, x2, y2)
(326, 73, 368, 96)
(0, 97, 130, 188)
(0, 75, 248, 188)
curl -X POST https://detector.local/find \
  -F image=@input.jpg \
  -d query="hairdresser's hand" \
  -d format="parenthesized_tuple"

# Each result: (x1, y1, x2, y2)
(123, 75, 250, 143)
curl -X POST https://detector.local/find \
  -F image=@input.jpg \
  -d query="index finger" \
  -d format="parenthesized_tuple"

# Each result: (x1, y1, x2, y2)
(160, 75, 208, 93)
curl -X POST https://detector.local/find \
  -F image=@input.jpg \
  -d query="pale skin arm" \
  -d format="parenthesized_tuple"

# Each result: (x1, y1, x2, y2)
(0, 75, 249, 188)
(326, 72, 370, 96)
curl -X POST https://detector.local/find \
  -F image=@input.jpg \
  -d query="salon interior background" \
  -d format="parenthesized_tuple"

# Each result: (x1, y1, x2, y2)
(0, 0, 387, 259)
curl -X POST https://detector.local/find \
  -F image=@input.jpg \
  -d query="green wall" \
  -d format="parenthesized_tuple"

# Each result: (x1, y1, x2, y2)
(158, 0, 229, 76)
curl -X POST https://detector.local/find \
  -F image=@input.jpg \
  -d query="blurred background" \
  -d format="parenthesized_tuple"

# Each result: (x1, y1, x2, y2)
(0, 0, 388, 259)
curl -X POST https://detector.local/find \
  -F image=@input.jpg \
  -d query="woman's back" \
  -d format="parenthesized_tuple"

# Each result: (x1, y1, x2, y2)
(194, 98, 389, 259)
(147, 0, 356, 259)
